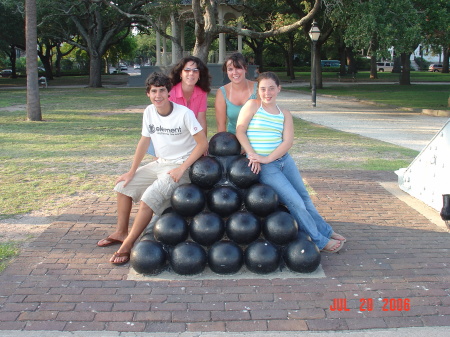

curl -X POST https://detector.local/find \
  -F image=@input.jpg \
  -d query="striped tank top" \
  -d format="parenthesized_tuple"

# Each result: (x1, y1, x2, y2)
(247, 104, 284, 156)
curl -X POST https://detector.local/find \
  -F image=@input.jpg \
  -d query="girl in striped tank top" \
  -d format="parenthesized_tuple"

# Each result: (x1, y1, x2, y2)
(236, 72, 346, 253)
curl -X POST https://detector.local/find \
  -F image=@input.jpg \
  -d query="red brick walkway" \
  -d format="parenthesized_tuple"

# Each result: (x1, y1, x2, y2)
(0, 170, 449, 333)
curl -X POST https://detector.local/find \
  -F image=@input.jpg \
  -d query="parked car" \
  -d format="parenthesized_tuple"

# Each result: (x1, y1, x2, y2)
(321, 60, 340, 67)
(376, 62, 394, 72)
(428, 64, 443, 72)
(120, 64, 128, 71)
(133, 64, 140, 69)
(1, 69, 12, 77)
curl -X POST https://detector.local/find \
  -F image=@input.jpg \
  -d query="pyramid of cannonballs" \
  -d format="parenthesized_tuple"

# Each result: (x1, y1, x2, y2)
(130, 132, 321, 276)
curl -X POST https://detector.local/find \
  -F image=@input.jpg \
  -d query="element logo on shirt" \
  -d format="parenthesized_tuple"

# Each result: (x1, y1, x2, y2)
(149, 124, 182, 136)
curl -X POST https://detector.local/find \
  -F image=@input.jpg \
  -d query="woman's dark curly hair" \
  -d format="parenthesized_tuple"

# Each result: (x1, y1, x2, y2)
(145, 72, 172, 93)
(169, 56, 211, 93)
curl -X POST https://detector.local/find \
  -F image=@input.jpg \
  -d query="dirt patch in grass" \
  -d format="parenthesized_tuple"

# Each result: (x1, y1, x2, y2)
(0, 104, 27, 112)
(92, 105, 147, 116)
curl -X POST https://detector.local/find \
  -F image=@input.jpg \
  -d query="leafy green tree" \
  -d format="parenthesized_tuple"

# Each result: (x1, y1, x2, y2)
(38, 0, 139, 87)
(132, 31, 157, 65)
(327, 0, 422, 84)
(417, 0, 450, 73)
(104, 0, 322, 64)
(0, 0, 25, 78)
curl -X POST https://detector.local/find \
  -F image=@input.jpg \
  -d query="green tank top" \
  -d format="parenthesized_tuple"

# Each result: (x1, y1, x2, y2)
(219, 82, 257, 134)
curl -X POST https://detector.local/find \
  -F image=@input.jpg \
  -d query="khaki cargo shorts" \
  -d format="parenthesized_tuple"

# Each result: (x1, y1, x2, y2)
(114, 160, 190, 215)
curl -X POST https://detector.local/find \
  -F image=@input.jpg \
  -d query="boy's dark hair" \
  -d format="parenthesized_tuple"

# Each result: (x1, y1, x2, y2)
(169, 56, 212, 93)
(222, 52, 248, 72)
(145, 72, 172, 93)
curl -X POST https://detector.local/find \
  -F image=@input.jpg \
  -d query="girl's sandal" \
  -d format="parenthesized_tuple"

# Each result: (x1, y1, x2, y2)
(331, 232, 346, 242)
(321, 239, 344, 253)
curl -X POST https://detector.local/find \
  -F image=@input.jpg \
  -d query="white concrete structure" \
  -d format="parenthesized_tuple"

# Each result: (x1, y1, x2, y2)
(397, 119, 450, 212)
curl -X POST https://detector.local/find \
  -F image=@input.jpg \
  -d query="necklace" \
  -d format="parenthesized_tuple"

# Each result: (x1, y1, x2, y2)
(156, 102, 173, 116)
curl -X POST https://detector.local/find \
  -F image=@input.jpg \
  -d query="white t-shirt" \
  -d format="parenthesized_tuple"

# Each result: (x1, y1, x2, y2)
(142, 102, 202, 162)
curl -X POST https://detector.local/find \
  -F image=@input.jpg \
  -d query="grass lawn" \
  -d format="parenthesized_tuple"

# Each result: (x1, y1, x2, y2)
(291, 84, 450, 111)
(0, 241, 19, 273)
(0, 87, 419, 220)
(274, 70, 450, 83)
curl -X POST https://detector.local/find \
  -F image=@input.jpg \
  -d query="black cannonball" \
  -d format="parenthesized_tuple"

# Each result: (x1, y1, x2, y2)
(262, 211, 299, 245)
(228, 156, 259, 189)
(208, 240, 243, 274)
(153, 213, 188, 245)
(207, 185, 242, 217)
(162, 207, 174, 215)
(208, 132, 241, 156)
(277, 204, 290, 213)
(189, 156, 222, 189)
(190, 211, 225, 246)
(140, 232, 156, 241)
(244, 240, 280, 274)
(170, 241, 207, 275)
(171, 183, 206, 217)
(130, 240, 167, 275)
(283, 237, 321, 273)
(225, 211, 261, 245)
(297, 230, 312, 242)
(244, 183, 279, 217)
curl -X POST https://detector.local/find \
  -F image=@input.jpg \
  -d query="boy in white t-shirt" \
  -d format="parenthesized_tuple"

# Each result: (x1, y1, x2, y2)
(97, 72, 208, 264)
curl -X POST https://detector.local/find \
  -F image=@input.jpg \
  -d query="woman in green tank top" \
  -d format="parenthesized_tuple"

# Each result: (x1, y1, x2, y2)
(215, 53, 257, 134)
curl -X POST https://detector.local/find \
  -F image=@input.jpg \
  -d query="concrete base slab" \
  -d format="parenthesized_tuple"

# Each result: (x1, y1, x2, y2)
(128, 264, 326, 281)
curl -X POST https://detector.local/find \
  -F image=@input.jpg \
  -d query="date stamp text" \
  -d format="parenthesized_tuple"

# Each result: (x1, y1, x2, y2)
(330, 298, 411, 312)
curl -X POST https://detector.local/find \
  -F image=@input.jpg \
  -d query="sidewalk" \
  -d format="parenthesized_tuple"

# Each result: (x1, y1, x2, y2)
(0, 93, 449, 336)
(279, 87, 449, 152)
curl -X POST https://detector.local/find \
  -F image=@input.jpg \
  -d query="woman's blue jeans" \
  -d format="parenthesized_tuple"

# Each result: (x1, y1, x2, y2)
(259, 153, 332, 250)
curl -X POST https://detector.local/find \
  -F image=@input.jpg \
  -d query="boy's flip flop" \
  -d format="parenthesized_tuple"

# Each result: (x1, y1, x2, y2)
(97, 236, 123, 247)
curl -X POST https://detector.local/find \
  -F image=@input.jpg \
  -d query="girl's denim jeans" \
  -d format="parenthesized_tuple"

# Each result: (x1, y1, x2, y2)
(259, 153, 332, 249)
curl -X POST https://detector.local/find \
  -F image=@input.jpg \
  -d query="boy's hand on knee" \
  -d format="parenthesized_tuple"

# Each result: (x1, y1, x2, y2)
(167, 167, 185, 183)
(116, 171, 135, 187)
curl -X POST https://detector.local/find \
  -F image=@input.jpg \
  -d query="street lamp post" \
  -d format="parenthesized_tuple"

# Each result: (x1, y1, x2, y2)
(309, 20, 321, 107)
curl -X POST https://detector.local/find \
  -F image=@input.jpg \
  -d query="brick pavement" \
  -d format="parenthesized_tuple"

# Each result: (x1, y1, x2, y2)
(0, 170, 449, 333)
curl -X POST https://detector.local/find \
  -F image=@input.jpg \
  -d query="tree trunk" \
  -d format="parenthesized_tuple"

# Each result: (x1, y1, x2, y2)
(170, 13, 183, 63)
(25, 0, 42, 121)
(193, 33, 214, 64)
(55, 46, 62, 77)
(9, 45, 18, 79)
(370, 56, 378, 79)
(253, 40, 265, 72)
(38, 43, 54, 80)
(393, 55, 402, 73)
(346, 47, 357, 74)
(287, 34, 295, 80)
(442, 46, 449, 74)
(338, 38, 346, 76)
(399, 52, 411, 85)
(89, 53, 103, 88)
